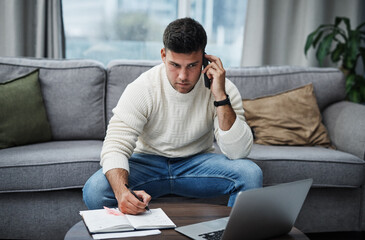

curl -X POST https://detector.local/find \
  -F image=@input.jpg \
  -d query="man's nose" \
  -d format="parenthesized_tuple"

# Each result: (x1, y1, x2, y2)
(178, 68, 188, 80)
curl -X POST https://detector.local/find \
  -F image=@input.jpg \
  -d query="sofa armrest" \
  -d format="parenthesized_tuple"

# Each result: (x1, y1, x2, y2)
(322, 101, 365, 159)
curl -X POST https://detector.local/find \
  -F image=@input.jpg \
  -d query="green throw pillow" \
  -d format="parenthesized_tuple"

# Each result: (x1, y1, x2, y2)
(0, 70, 52, 149)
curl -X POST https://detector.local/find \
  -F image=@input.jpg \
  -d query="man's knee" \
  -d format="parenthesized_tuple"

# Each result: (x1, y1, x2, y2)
(233, 159, 263, 189)
(83, 168, 114, 209)
(247, 161, 263, 186)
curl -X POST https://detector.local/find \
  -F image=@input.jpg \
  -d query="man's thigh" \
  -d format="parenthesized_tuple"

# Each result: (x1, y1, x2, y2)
(128, 153, 172, 198)
(169, 153, 262, 198)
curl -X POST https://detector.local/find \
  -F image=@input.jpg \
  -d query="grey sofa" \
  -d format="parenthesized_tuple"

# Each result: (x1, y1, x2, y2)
(0, 57, 364, 240)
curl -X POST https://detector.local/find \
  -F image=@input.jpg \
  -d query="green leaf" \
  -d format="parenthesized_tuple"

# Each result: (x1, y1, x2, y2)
(344, 31, 360, 69)
(342, 17, 351, 34)
(347, 74, 363, 103)
(345, 73, 356, 94)
(331, 43, 344, 62)
(313, 30, 324, 48)
(348, 90, 361, 103)
(335, 17, 342, 27)
(316, 33, 335, 66)
(304, 25, 333, 55)
(304, 31, 317, 55)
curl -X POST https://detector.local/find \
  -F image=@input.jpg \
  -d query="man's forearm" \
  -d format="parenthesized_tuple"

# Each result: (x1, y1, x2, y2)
(216, 104, 236, 131)
(105, 168, 129, 202)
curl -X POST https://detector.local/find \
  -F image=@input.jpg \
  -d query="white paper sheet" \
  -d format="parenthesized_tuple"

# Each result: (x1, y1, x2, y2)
(92, 229, 161, 239)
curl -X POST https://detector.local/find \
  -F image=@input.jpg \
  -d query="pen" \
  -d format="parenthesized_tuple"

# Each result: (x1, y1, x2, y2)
(125, 184, 150, 212)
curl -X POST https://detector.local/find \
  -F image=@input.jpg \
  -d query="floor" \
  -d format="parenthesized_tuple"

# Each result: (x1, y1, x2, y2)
(306, 231, 364, 240)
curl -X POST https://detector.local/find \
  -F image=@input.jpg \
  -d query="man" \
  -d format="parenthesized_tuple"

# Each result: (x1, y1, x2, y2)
(83, 18, 262, 215)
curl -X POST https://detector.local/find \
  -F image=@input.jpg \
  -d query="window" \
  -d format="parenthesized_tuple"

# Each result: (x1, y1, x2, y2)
(63, 0, 247, 67)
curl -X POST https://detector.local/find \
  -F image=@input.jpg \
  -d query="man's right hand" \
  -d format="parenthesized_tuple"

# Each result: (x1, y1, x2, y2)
(105, 168, 151, 215)
(118, 185, 151, 214)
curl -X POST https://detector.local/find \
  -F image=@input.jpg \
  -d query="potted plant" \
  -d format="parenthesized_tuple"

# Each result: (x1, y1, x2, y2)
(304, 17, 365, 103)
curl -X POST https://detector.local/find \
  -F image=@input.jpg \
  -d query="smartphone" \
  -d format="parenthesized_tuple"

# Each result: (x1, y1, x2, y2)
(203, 52, 211, 89)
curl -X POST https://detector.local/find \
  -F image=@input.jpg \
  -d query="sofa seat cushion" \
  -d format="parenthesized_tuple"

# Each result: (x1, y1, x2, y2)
(248, 144, 364, 188)
(0, 140, 102, 193)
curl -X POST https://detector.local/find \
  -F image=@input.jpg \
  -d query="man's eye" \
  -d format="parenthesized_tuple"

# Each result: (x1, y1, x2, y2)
(188, 64, 197, 68)
(171, 63, 179, 68)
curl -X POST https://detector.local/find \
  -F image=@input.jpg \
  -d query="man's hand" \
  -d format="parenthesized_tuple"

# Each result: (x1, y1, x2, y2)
(105, 168, 151, 215)
(118, 186, 151, 214)
(202, 53, 236, 131)
(202, 54, 227, 101)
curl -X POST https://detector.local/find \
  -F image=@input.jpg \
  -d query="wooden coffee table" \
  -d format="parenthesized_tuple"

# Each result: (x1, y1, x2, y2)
(64, 202, 309, 240)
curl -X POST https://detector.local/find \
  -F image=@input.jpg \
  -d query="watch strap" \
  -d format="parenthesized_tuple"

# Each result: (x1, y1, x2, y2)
(214, 94, 231, 107)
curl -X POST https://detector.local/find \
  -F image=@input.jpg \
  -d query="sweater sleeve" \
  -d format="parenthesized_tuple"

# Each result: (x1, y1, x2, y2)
(214, 80, 253, 159)
(100, 83, 152, 174)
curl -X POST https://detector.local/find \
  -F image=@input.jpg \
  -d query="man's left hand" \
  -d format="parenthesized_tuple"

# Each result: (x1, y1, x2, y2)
(202, 53, 236, 131)
(202, 53, 227, 101)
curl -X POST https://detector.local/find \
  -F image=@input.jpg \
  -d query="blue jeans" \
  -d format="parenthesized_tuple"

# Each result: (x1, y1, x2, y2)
(83, 153, 262, 208)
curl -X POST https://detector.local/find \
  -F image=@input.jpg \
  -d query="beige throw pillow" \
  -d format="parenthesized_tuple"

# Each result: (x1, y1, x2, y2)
(242, 84, 333, 148)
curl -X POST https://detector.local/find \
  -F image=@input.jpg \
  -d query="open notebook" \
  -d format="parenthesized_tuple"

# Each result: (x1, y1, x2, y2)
(80, 208, 176, 234)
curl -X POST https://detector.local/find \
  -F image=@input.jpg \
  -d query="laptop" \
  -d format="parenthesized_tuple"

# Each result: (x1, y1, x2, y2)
(175, 178, 313, 240)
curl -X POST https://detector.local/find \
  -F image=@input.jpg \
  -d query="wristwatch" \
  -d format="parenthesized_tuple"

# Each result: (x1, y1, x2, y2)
(214, 94, 231, 107)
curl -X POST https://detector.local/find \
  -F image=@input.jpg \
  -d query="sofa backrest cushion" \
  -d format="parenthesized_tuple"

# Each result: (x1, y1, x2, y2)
(226, 66, 345, 111)
(0, 57, 106, 140)
(106, 60, 161, 124)
(106, 63, 345, 125)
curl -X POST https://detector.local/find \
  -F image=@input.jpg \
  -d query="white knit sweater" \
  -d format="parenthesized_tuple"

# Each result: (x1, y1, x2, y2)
(101, 63, 253, 174)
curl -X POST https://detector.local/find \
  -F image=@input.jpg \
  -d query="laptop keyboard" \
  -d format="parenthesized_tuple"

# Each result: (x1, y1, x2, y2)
(198, 229, 224, 240)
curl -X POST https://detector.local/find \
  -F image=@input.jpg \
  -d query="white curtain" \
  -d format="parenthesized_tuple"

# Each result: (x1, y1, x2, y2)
(0, 0, 65, 59)
(241, 0, 365, 67)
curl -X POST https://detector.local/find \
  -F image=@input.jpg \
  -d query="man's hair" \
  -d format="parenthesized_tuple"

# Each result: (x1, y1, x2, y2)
(163, 18, 207, 53)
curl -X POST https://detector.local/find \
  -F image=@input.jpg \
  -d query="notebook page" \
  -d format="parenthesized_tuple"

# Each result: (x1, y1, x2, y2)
(80, 209, 134, 233)
(125, 208, 176, 230)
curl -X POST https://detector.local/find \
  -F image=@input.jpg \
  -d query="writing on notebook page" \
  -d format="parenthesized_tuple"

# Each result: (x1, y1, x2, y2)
(103, 206, 124, 216)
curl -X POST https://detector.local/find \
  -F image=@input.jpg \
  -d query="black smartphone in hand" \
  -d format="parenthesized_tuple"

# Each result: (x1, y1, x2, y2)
(203, 52, 211, 89)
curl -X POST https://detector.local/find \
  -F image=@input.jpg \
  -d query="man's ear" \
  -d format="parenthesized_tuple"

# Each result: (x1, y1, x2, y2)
(161, 48, 166, 63)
